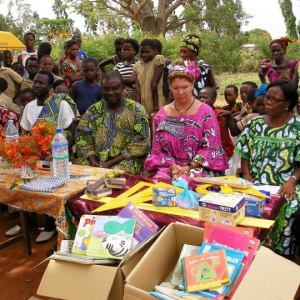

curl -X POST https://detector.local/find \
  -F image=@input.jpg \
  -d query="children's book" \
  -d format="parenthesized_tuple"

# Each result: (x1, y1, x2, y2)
(202, 222, 254, 243)
(170, 244, 200, 286)
(195, 243, 244, 299)
(71, 215, 103, 255)
(118, 202, 159, 248)
(86, 216, 136, 259)
(226, 263, 245, 297)
(207, 226, 260, 297)
(181, 250, 230, 293)
(207, 226, 259, 270)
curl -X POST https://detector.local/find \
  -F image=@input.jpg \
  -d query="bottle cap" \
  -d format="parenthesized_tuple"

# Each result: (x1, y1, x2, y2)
(8, 120, 13, 124)
(56, 128, 62, 133)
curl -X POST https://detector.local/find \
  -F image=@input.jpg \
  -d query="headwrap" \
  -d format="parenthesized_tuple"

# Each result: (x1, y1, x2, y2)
(270, 37, 293, 50)
(254, 84, 268, 99)
(169, 61, 200, 79)
(181, 35, 201, 55)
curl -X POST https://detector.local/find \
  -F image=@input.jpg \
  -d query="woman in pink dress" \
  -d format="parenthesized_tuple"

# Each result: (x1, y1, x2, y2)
(259, 37, 298, 84)
(145, 59, 228, 180)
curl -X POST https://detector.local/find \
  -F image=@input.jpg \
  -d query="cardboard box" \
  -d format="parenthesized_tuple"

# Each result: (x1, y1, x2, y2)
(37, 231, 160, 300)
(199, 204, 245, 225)
(124, 222, 300, 300)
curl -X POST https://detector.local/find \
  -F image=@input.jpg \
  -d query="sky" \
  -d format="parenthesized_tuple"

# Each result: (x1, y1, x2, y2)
(1, 0, 300, 39)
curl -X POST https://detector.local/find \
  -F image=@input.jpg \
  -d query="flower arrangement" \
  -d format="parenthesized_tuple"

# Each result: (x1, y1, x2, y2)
(0, 119, 57, 170)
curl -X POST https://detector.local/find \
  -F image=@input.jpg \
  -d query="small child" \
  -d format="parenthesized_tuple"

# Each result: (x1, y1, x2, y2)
(133, 39, 165, 114)
(72, 35, 88, 60)
(199, 87, 234, 159)
(99, 37, 124, 73)
(71, 58, 102, 115)
(0, 78, 21, 115)
(218, 84, 266, 136)
(240, 81, 258, 114)
(223, 84, 241, 116)
(20, 88, 35, 120)
(12, 62, 24, 77)
(40, 55, 63, 82)
(2, 50, 13, 68)
(53, 80, 70, 95)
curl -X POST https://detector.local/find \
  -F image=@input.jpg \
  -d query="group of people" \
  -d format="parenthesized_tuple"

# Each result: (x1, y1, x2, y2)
(0, 33, 300, 260)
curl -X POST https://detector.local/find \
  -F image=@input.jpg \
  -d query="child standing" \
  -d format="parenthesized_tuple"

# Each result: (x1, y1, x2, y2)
(134, 39, 165, 114)
(223, 84, 241, 116)
(99, 38, 124, 73)
(71, 58, 102, 115)
(239, 81, 258, 115)
(2, 50, 13, 68)
(200, 87, 234, 159)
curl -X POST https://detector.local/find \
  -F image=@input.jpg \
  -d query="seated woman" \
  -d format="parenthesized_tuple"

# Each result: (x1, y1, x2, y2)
(235, 80, 300, 258)
(144, 59, 228, 181)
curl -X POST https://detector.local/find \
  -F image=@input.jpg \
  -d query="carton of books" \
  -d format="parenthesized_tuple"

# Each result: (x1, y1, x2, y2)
(198, 193, 245, 225)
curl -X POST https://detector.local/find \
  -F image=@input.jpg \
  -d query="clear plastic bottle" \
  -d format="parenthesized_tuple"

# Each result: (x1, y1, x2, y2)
(5, 120, 19, 143)
(52, 128, 70, 180)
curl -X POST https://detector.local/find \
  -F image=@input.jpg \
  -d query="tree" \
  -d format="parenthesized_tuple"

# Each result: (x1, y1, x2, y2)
(32, 18, 74, 43)
(61, 0, 248, 36)
(279, 0, 298, 39)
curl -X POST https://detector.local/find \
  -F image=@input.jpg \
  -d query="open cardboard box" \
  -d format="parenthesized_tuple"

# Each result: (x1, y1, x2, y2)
(37, 229, 162, 300)
(124, 222, 300, 300)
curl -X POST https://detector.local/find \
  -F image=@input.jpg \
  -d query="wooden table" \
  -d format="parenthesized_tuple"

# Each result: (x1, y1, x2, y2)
(0, 165, 117, 256)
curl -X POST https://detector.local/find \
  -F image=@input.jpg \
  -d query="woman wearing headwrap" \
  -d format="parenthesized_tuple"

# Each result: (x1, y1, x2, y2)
(179, 34, 218, 99)
(259, 37, 298, 84)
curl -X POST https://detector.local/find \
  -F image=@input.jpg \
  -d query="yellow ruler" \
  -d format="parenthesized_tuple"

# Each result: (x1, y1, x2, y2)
(136, 203, 199, 219)
(91, 181, 183, 213)
(239, 217, 275, 229)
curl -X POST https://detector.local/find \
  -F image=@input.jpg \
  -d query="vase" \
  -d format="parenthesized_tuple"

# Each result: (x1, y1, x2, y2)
(20, 163, 38, 179)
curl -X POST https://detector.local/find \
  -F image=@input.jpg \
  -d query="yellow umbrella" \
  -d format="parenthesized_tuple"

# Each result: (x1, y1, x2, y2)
(0, 31, 25, 51)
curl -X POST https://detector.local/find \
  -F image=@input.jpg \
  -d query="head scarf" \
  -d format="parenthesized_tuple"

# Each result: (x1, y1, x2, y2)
(270, 37, 293, 50)
(169, 61, 200, 79)
(254, 84, 268, 99)
(181, 35, 201, 55)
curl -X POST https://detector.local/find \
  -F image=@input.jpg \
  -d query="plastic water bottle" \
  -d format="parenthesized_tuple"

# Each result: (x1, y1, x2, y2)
(5, 120, 19, 143)
(52, 128, 70, 180)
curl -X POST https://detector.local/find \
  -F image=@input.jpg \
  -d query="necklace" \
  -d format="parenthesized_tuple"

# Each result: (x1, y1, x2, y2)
(174, 98, 195, 115)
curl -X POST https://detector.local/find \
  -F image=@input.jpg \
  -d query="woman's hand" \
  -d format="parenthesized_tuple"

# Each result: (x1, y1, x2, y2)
(170, 164, 189, 180)
(278, 179, 296, 200)
(243, 173, 254, 183)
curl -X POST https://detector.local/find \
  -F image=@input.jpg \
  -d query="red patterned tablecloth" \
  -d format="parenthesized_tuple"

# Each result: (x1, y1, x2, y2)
(66, 174, 286, 240)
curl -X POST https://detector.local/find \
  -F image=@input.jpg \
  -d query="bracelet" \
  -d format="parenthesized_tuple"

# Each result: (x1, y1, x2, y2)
(291, 175, 298, 182)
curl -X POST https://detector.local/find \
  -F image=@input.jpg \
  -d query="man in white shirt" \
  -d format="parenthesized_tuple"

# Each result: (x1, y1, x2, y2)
(14, 70, 77, 243)
(21, 70, 76, 142)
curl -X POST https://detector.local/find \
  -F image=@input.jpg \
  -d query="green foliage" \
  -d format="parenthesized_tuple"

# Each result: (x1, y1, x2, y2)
(32, 18, 74, 43)
(279, 0, 298, 40)
(61, 0, 248, 36)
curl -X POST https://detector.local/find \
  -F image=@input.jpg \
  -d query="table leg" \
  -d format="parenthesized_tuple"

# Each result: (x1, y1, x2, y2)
(19, 211, 32, 256)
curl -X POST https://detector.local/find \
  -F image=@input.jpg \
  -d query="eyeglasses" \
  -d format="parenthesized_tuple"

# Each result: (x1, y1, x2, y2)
(264, 95, 288, 104)
(171, 86, 190, 93)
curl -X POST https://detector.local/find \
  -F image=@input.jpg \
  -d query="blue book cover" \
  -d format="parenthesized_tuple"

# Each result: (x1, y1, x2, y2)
(195, 243, 245, 299)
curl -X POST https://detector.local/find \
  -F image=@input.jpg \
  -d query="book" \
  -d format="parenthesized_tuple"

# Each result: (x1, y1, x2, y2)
(202, 222, 254, 243)
(196, 243, 245, 299)
(170, 244, 200, 286)
(118, 202, 159, 248)
(207, 226, 259, 271)
(71, 215, 103, 255)
(86, 216, 136, 259)
(181, 250, 230, 292)
(207, 226, 260, 297)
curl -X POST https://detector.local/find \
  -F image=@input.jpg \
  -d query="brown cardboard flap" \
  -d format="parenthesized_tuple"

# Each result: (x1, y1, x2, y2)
(37, 260, 118, 300)
(126, 223, 204, 292)
(124, 284, 156, 300)
(232, 246, 300, 300)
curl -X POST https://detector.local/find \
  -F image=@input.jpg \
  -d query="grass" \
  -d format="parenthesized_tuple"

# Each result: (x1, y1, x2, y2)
(215, 72, 260, 103)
